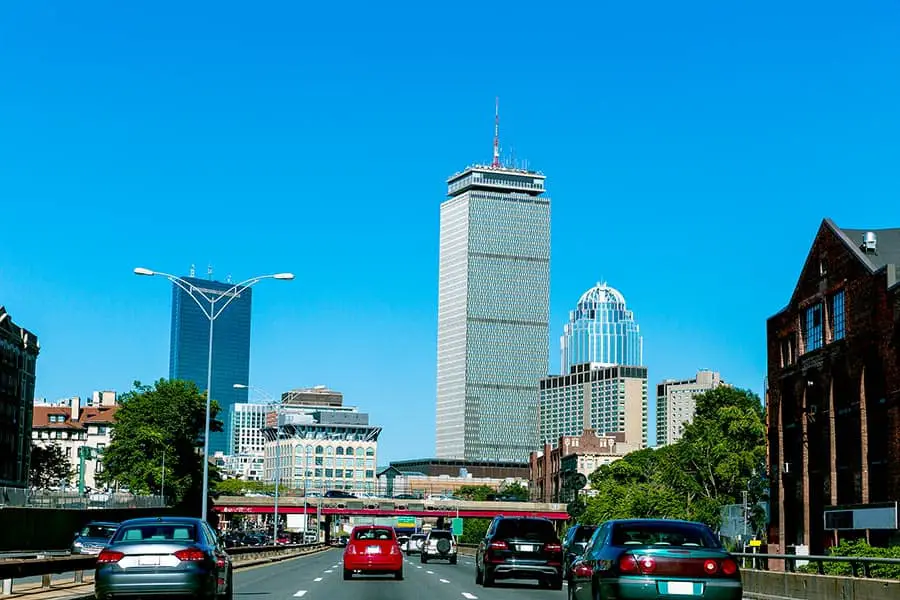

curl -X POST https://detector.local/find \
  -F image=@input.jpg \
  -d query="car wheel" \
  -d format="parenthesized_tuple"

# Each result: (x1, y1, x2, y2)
(395, 568, 404, 581)
(421, 555, 427, 563)
(450, 556, 457, 565)
(483, 567, 495, 587)
(550, 576, 563, 591)
(475, 564, 483, 585)
(343, 569, 352, 580)
(567, 580, 575, 600)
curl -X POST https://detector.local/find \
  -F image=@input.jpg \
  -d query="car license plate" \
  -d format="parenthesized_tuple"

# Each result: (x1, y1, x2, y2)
(518, 544, 535, 552)
(366, 545, 381, 554)
(138, 556, 160, 566)
(661, 581, 696, 595)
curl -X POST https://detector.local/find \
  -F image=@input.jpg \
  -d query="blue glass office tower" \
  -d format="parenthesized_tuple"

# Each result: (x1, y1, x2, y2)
(169, 277, 252, 455)
(436, 165, 551, 462)
(559, 283, 643, 373)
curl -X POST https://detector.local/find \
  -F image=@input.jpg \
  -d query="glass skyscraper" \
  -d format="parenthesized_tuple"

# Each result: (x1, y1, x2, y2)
(169, 276, 252, 455)
(560, 283, 642, 373)
(436, 165, 551, 462)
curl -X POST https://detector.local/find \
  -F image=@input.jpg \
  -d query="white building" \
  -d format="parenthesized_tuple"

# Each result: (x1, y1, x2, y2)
(226, 403, 268, 455)
(655, 370, 727, 446)
(31, 396, 119, 490)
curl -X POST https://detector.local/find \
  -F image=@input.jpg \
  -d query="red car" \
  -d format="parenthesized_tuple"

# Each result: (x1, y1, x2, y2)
(343, 525, 404, 580)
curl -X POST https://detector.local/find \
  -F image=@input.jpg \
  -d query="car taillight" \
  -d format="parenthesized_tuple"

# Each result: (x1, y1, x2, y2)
(721, 558, 738, 576)
(489, 541, 508, 550)
(390, 545, 399, 555)
(638, 556, 656, 574)
(173, 548, 206, 562)
(96, 550, 124, 564)
(619, 554, 638, 573)
(573, 562, 593, 577)
(216, 557, 226, 568)
(703, 559, 718, 575)
(545, 543, 562, 553)
(346, 545, 357, 554)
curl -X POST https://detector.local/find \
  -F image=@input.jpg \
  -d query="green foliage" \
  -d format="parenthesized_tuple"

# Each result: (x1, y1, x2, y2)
(455, 485, 495, 501)
(29, 443, 74, 489)
(499, 482, 529, 500)
(215, 478, 274, 496)
(798, 540, 900, 579)
(99, 379, 223, 507)
(459, 518, 492, 545)
(580, 387, 766, 531)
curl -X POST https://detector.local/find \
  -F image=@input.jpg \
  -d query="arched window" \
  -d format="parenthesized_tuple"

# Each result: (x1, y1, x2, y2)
(315, 445, 324, 455)
(336, 447, 344, 455)
(345, 446, 354, 456)
(355, 447, 364, 457)
(326, 446, 334, 456)
(365, 447, 374, 457)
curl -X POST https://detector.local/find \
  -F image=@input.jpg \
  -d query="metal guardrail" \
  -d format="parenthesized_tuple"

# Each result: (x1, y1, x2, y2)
(733, 551, 900, 579)
(0, 543, 327, 595)
(0, 486, 165, 510)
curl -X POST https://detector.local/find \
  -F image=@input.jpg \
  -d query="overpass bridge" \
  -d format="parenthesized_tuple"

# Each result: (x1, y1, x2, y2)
(213, 495, 569, 520)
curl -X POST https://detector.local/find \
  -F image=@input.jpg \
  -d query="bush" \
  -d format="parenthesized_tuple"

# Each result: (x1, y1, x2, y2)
(797, 540, 900, 580)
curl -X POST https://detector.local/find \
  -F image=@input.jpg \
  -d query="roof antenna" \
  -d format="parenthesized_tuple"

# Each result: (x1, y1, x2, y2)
(207, 264, 213, 280)
(189, 264, 196, 278)
(492, 96, 501, 169)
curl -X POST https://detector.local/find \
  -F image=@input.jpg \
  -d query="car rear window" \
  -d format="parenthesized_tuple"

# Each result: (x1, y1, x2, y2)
(572, 526, 597, 543)
(495, 519, 556, 541)
(611, 523, 721, 548)
(410, 534, 426, 540)
(80, 525, 118, 538)
(354, 528, 394, 541)
(113, 524, 198, 542)
(429, 531, 451, 539)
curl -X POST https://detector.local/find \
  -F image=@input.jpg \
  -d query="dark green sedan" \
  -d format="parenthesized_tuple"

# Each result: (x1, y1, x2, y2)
(568, 519, 742, 600)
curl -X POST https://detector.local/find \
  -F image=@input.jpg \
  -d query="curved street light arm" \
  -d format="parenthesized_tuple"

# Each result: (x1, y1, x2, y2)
(210, 275, 283, 321)
(148, 271, 217, 318)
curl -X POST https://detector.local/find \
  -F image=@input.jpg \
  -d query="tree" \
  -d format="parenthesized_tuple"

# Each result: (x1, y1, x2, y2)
(455, 485, 494, 501)
(99, 379, 223, 509)
(581, 387, 766, 530)
(499, 481, 529, 501)
(29, 443, 74, 489)
(214, 479, 274, 496)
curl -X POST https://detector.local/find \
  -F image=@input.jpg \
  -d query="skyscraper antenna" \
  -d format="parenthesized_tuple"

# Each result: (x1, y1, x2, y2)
(492, 96, 500, 168)
(207, 264, 213, 280)
(189, 264, 196, 277)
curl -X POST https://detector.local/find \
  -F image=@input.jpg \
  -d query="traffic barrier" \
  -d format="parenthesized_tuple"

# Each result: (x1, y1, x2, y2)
(0, 543, 328, 596)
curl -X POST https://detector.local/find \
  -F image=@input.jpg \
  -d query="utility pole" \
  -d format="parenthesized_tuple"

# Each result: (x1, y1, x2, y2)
(742, 490, 749, 542)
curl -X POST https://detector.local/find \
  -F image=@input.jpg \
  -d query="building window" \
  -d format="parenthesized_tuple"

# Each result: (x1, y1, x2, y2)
(804, 303, 824, 352)
(831, 290, 845, 341)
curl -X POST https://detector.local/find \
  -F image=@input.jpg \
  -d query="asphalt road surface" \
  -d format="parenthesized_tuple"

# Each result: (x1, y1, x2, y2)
(234, 548, 566, 600)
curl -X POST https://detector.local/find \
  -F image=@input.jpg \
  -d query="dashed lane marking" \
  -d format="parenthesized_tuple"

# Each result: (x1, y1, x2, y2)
(427, 570, 434, 574)
(324, 570, 333, 573)
(294, 592, 307, 598)
(314, 577, 323, 582)
(440, 579, 450, 583)
(462, 594, 478, 600)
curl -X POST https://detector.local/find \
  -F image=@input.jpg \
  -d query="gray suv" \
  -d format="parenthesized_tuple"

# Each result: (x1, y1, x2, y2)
(421, 529, 457, 564)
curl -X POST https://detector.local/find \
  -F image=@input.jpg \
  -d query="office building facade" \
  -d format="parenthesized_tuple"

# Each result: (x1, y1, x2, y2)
(539, 363, 648, 449)
(560, 283, 643, 373)
(436, 165, 551, 462)
(767, 219, 900, 554)
(0, 306, 39, 488)
(656, 370, 727, 446)
(226, 403, 268, 456)
(169, 276, 252, 455)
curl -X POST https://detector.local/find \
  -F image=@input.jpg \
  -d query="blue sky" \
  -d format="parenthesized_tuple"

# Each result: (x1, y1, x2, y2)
(1, 1, 898, 462)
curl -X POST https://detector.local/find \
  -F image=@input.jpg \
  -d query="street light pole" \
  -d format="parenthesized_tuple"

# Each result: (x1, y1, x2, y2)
(233, 384, 282, 543)
(135, 267, 294, 521)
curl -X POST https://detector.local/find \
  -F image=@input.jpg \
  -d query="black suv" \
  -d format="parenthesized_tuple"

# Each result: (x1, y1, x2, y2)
(561, 524, 598, 576)
(475, 516, 563, 589)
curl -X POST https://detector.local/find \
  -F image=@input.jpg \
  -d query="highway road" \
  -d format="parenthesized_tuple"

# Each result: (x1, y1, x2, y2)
(235, 548, 564, 600)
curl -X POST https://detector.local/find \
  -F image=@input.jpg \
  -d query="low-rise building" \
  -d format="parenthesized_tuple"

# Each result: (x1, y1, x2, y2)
(31, 396, 119, 490)
(655, 370, 727, 446)
(0, 306, 40, 488)
(376, 467, 527, 498)
(529, 429, 635, 503)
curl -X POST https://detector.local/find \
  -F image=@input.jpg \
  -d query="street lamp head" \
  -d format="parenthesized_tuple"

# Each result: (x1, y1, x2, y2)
(134, 267, 155, 276)
(273, 273, 295, 280)
(233, 384, 249, 389)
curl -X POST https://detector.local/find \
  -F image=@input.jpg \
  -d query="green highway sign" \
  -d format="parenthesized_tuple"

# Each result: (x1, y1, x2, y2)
(396, 517, 416, 527)
(451, 517, 463, 536)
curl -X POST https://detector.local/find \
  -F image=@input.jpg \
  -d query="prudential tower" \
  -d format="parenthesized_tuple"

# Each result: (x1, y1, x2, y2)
(435, 100, 551, 462)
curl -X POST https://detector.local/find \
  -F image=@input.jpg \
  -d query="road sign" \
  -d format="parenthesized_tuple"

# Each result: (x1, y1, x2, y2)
(396, 517, 416, 527)
(451, 517, 463, 536)
(749, 539, 762, 547)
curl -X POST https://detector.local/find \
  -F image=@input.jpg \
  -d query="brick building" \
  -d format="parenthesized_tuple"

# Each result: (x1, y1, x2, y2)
(766, 219, 900, 554)
(529, 429, 635, 503)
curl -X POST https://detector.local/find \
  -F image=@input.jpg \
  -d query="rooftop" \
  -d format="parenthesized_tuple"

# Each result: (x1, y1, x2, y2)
(830, 220, 900, 272)
(33, 405, 120, 429)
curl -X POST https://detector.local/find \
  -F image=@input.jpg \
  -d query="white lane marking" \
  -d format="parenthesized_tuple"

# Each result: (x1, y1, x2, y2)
(416, 565, 423, 569)
(440, 578, 450, 583)
(427, 570, 434, 574)
(324, 569, 333, 573)
(294, 592, 307, 598)
(462, 594, 478, 600)
(314, 577, 323, 582)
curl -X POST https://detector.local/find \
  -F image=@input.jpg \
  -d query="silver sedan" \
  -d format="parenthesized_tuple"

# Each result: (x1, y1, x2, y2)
(94, 516, 232, 599)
